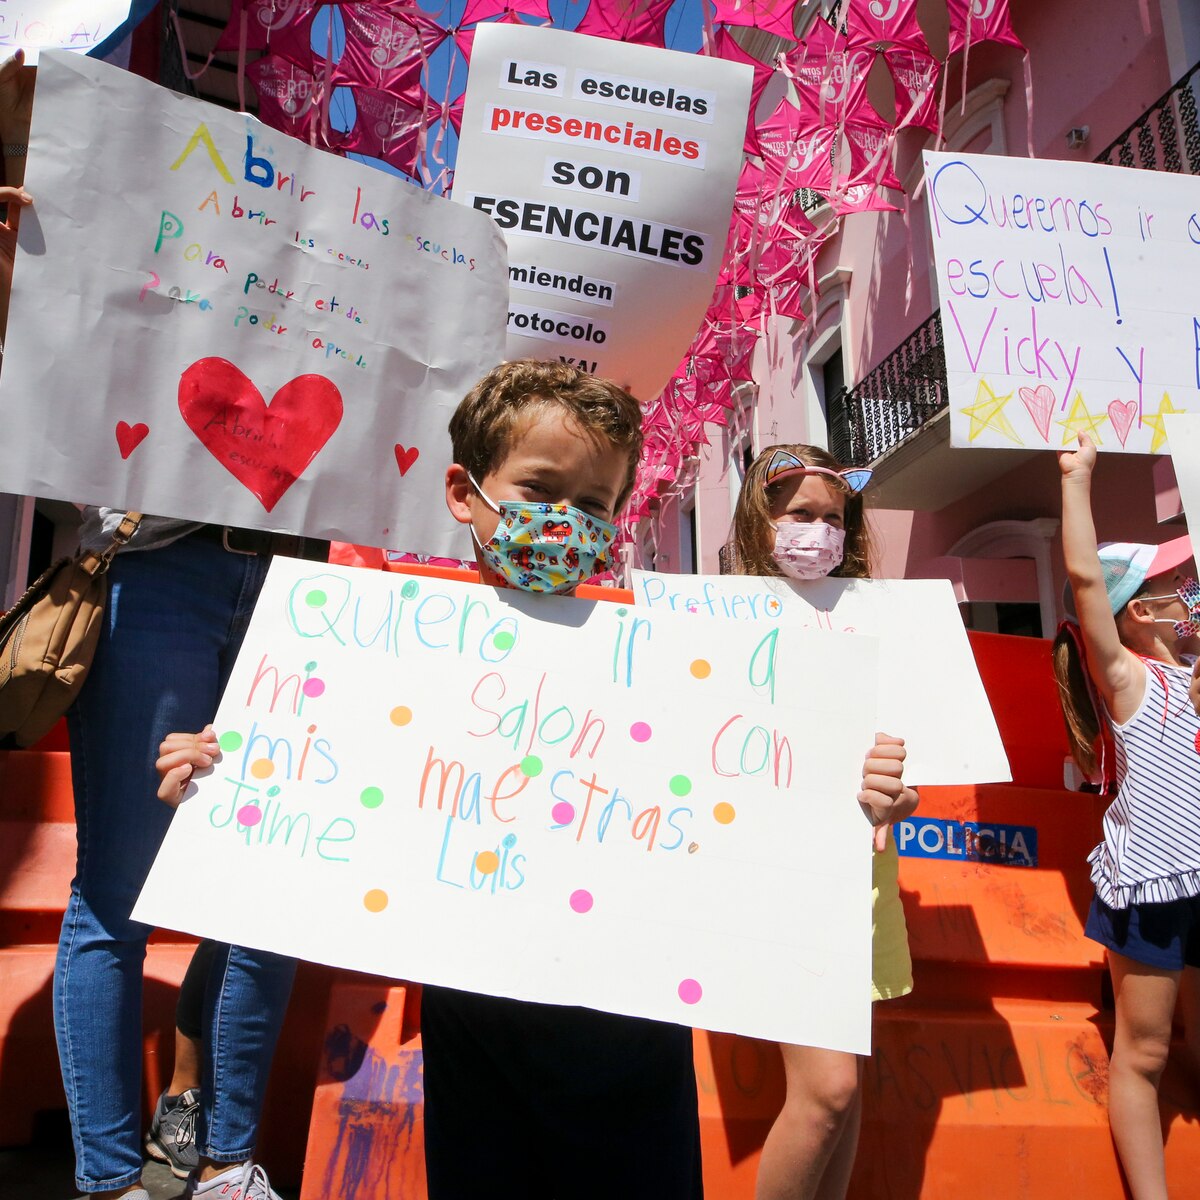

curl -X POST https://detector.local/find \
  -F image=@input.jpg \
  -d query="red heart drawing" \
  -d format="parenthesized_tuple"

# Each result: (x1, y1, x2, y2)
(1018, 385, 1056, 443)
(178, 358, 342, 512)
(1108, 399, 1137, 447)
(394, 444, 420, 476)
(115, 421, 149, 459)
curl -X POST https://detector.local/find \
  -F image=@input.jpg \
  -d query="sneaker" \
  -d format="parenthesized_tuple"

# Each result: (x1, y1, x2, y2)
(184, 1162, 282, 1200)
(144, 1087, 200, 1178)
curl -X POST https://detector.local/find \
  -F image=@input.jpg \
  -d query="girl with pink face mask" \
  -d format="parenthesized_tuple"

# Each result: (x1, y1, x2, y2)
(727, 443, 917, 1200)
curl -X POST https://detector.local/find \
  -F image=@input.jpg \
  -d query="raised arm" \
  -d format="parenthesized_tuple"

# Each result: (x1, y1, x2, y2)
(1058, 434, 1139, 714)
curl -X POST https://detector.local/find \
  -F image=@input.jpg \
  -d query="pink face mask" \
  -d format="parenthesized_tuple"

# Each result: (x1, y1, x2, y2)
(772, 522, 845, 580)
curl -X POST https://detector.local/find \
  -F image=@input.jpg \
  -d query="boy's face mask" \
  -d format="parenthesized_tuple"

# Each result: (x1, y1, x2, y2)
(771, 522, 845, 580)
(469, 475, 618, 594)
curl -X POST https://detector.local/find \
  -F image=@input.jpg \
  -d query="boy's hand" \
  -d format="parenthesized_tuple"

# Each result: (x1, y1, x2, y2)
(156, 725, 220, 807)
(1058, 432, 1097, 481)
(859, 732, 919, 852)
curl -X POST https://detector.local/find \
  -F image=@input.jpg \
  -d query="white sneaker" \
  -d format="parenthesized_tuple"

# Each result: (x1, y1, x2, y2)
(184, 1161, 282, 1200)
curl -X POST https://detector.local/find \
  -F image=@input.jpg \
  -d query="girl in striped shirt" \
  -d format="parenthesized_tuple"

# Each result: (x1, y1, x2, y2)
(1054, 432, 1200, 1200)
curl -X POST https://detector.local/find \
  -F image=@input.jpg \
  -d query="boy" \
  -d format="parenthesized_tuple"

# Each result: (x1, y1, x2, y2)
(425, 359, 704, 1197)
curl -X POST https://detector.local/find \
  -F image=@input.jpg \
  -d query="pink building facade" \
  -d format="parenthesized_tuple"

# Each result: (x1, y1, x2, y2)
(645, 0, 1200, 640)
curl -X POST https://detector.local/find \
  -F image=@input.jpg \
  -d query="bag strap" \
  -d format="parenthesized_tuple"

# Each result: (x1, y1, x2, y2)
(84, 511, 145, 577)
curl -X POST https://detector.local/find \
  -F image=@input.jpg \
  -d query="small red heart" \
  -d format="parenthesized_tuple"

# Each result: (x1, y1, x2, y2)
(116, 421, 149, 459)
(178, 358, 342, 512)
(394, 444, 420, 476)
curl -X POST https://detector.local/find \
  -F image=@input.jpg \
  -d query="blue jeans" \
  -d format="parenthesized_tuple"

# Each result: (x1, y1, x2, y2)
(54, 536, 297, 1192)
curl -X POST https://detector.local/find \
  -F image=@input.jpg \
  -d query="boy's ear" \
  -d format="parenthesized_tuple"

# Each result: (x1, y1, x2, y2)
(445, 464, 474, 525)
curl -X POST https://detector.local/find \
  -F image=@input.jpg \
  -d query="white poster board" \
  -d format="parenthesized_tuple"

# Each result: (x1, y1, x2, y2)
(632, 570, 1011, 786)
(1166, 412, 1200, 528)
(452, 24, 751, 401)
(925, 149, 1199, 454)
(135, 560, 880, 1053)
(0, 2, 132, 63)
(0, 52, 509, 552)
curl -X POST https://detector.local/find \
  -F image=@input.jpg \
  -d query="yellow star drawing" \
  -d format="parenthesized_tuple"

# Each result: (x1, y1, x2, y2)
(961, 379, 1021, 444)
(1141, 392, 1185, 454)
(1057, 392, 1107, 446)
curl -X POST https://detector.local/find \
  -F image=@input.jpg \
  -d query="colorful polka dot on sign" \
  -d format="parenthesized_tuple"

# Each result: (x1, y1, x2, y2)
(629, 721, 652, 743)
(250, 758, 275, 780)
(689, 659, 711, 679)
(475, 850, 500, 875)
(520, 755, 543, 778)
(493, 630, 515, 652)
(569, 889, 593, 914)
(302, 677, 325, 698)
(305, 589, 327, 608)
(669, 774, 692, 797)
(677, 978, 703, 1005)
(551, 801, 575, 825)
(237, 804, 262, 827)
(401, 580, 420, 599)
(363, 889, 388, 913)
(360, 787, 384, 809)
(390, 706, 413, 726)
(713, 802, 736, 825)
(218, 731, 243, 752)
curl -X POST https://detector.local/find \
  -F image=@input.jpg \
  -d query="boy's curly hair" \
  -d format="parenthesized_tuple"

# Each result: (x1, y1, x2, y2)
(727, 442, 873, 579)
(449, 360, 644, 513)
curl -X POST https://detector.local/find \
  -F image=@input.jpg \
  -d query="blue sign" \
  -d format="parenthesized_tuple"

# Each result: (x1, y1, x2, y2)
(895, 817, 1037, 868)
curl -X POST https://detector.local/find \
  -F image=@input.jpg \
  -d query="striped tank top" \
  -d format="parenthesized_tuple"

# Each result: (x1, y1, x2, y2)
(1089, 658, 1200, 908)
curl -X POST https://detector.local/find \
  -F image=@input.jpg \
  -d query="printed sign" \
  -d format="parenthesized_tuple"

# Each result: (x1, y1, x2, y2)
(925, 149, 1199, 454)
(452, 24, 752, 401)
(0, 1, 132, 63)
(135, 560, 882, 1053)
(632, 570, 1011, 786)
(0, 51, 508, 552)
(895, 817, 1037, 867)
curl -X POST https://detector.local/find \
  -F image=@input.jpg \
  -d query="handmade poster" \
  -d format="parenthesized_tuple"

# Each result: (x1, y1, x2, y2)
(135, 560, 881, 1053)
(924, 149, 1199, 455)
(0, 51, 508, 552)
(452, 24, 752, 402)
(632, 570, 1010, 786)
(1165, 413, 1200, 528)
(0, 1, 132, 63)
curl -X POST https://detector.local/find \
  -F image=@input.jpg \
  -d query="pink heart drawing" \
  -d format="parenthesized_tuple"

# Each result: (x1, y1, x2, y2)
(1018, 385, 1056, 443)
(1108, 399, 1137, 447)
(178, 358, 343, 512)
(115, 421, 150, 459)
(394, 444, 420, 476)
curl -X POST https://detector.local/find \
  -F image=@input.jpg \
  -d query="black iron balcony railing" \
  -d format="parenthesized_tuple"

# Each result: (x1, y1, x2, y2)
(827, 61, 1200, 468)
(827, 311, 945, 467)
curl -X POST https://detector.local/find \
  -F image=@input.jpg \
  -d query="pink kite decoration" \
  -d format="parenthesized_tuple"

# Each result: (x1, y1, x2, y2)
(336, 87, 426, 174)
(841, 0, 930, 55)
(215, 0, 320, 54)
(246, 55, 325, 142)
(885, 47, 940, 131)
(827, 181, 901, 215)
(459, 0, 551, 25)
(331, 6, 448, 102)
(757, 97, 837, 192)
(842, 121, 900, 190)
(574, 0, 676, 48)
(945, 0, 1025, 54)
(705, 27, 775, 155)
(708, 0, 800, 42)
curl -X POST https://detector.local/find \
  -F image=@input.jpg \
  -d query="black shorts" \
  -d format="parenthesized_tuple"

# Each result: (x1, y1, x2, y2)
(421, 986, 703, 1200)
(1086, 893, 1200, 970)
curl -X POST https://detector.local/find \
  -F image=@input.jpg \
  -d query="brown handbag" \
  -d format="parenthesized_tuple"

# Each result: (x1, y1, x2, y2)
(0, 511, 142, 747)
